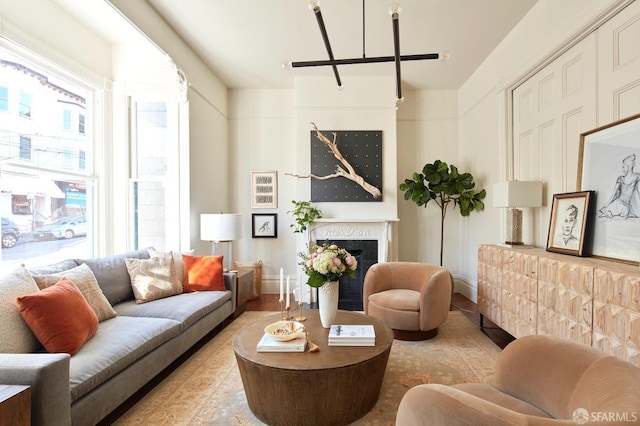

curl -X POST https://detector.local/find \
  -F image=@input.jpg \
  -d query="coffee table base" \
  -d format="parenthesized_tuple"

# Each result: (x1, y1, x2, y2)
(235, 348, 389, 426)
(233, 310, 393, 426)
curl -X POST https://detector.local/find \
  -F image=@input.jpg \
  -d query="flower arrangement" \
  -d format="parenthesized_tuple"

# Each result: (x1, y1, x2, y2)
(299, 243, 358, 288)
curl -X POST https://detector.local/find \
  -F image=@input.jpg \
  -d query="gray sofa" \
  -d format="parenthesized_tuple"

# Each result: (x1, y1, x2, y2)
(0, 249, 236, 426)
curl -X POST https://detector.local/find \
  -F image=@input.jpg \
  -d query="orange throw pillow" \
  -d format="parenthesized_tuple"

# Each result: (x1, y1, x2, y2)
(182, 254, 226, 292)
(16, 277, 99, 355)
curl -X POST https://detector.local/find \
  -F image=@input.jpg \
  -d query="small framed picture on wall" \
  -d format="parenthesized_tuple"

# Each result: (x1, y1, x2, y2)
(546, 191, 594, 257)
(251, 171, 278, 208)
(252, 213, 277, 238)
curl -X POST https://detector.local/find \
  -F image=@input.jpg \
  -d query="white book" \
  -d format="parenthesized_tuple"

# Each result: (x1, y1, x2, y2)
(257, 333, 307, 352)
(329, 340, 375, 347)
(329, 324, 375, 340)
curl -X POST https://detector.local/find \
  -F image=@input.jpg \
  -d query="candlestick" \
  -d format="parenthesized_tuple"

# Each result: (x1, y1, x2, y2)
(286, 276, 290, 309)
(296, 300, 306, 322)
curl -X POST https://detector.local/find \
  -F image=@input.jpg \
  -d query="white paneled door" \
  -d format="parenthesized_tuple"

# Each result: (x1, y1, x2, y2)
(512, 34, 597, 247)
(511, 1, 640, 248)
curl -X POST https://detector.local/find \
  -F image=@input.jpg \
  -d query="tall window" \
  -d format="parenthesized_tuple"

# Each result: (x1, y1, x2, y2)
(0, 45, 96, 267)
(19, 136, 31, 160)
(19, 91, 31, 117)
(0, 86, 8, 111)
(130, 101, 168, 250)
(63, 110, 72, 131)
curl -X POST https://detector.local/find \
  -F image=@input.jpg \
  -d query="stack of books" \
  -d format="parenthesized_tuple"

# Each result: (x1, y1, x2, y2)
(257, 333, 307, 352)
(328, 324, 376, 346)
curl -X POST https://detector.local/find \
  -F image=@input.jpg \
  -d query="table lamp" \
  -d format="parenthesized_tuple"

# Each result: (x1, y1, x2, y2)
(493, 181, 542, 246)
(200, 213, 241, 271)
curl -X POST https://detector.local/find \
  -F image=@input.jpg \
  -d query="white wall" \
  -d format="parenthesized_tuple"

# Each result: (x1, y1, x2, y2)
(110, 0, 230, 256)
(229, 76, 399, 293)
(396, 90, 460, 269)
(457, 0, 633, 301)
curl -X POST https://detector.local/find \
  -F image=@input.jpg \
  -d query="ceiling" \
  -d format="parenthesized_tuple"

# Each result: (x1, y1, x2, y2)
(145, 0, 538, 91)
(54, 0, 538, 91)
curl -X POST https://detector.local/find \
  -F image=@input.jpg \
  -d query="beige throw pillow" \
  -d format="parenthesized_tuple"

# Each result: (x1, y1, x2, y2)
(125, 252, 182, 304)
(32, 263, 117, 322)
(0, 264, 41, 353)
(148, 248, 194, 285)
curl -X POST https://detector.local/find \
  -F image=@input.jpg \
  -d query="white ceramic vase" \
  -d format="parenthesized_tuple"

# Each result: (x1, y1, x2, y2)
(318, 280, 339, 328)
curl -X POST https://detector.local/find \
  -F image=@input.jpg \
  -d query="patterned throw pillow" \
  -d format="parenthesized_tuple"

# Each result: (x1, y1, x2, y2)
(32, 263, 117, 321)
(148, 248, 194, 285)
(182, 254, 225, 292)
(0, 265, 41, 353)
(16, 277, 99, 355)
(125, 252, 182, 303)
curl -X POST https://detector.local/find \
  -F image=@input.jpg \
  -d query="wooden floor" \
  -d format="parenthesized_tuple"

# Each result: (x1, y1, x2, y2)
(246, 292, 515, 349)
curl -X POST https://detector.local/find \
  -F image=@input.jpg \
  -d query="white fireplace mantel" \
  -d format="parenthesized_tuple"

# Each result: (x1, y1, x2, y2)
(309, 218, 399, 263)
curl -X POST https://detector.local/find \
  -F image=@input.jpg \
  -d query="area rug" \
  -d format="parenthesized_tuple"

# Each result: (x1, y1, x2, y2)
(113, 311, 501, 425)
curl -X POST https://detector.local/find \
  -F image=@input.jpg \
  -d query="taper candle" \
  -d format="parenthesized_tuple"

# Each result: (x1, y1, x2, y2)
(279, 267, 284, 300)
(286, 275, 290, 308)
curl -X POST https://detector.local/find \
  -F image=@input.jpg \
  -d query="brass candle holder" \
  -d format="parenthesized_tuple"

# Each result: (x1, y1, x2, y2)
(280, 298, 294, 321)
(296, 301, 306, 322)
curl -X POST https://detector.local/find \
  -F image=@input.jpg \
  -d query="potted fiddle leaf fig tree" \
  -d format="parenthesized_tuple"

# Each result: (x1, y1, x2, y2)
(399, 160, 486, 266)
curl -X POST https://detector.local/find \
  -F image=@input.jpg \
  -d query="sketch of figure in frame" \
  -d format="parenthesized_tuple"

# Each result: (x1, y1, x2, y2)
(556, 204, 580, 248)
(597, 153, 640, 220)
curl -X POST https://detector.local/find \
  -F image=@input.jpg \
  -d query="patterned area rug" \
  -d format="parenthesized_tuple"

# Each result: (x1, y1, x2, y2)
(113, 311, 501, 425)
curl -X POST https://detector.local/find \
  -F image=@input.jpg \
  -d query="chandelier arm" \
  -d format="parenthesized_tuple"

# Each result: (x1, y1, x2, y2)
(391, 10, 402, 100)
(291, 53, 440, 68)
(312, 5, 342, 87)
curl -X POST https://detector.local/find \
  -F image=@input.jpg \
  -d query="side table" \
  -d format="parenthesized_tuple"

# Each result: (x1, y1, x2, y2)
(234, 269, 254, 317)
(0, 385, 30, 426)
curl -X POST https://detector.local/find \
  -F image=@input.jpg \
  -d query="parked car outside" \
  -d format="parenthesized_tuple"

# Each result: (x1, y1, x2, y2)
(34, 215, 87, 240)
(2, 218, 21, 248)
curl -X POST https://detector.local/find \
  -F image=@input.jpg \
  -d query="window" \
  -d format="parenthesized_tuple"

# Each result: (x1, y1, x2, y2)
(19, 91, 31, 117)
(19, 136, 31, 160)
(0, 86, 8, 111)
(79, 114, 85, 134)
(63, 148, 73, 169)
(63, 110, 72, 131)
(0, 44, 95, 267)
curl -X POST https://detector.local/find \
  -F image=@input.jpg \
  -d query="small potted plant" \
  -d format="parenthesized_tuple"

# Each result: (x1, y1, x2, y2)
(288, 200, 322, 235)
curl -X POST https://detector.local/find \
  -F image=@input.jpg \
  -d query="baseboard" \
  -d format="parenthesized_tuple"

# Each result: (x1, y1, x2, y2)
(453, 276, 477, 303)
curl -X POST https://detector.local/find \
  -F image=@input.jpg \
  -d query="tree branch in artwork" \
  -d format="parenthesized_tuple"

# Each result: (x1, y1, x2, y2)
(285, 122, 382, 199)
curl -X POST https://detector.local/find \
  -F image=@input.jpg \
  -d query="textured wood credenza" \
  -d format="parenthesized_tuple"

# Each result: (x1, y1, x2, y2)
(478, 244, 640, 366)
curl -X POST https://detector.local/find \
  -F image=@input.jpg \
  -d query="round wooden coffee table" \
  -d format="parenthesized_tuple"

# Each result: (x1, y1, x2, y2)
(233, 310, 393, 426)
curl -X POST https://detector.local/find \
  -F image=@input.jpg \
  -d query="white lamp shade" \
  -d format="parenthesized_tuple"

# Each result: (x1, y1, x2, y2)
(200, 213, 241, 241)
(492, 181, 543, 208)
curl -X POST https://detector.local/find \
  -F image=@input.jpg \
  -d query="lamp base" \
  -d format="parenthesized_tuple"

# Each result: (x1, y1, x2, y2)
(498, 243, 535, 249)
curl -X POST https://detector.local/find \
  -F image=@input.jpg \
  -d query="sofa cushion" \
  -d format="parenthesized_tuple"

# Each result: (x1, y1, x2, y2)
(69, 315, 181, 402)
(125, 253, 182, 303)
(114, 290, 231, 329)
(0, 265, 41, 353)
(32, 263, 117, 322)
(76, 249, 150, 305)
(28, 259, 79, 276)
(182, 254, 225, 292)
(149, 248, 194, 285)
(16, 277, 99, 355)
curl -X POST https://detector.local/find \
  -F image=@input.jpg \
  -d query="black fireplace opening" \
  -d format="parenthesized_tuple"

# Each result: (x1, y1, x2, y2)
(316, 239, 378, 311)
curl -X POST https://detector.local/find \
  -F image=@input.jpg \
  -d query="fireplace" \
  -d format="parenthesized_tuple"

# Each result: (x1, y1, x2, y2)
(317, 239, 378, 311)
(296, 218, 398, 306)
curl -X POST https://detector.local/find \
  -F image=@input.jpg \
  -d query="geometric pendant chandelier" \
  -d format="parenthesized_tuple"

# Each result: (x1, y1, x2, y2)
(286, 1, 446, 103)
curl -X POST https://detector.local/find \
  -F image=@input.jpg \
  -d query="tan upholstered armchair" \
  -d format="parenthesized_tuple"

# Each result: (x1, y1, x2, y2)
(363, 262, 453, 340)
(396, 334, 640, 425)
